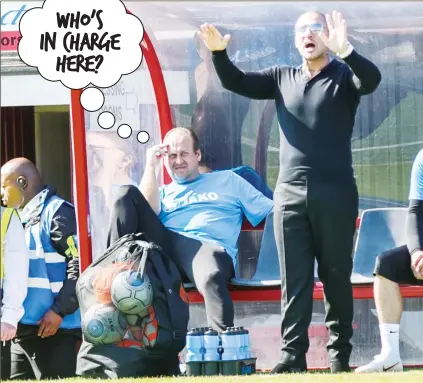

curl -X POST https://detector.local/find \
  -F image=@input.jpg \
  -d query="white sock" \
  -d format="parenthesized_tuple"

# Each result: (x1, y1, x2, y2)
(379, 323, 400, 360)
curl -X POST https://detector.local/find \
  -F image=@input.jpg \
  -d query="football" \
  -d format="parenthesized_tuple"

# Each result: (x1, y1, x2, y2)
(138, 306, 159, 347)
(77, 266, 103, 307)
(111, 270, 153, 315)
(93, 262, 131, 305)
(129, 306, 158, 347)
(82, 304, 128, 344)
(79, 266, 102, 292)
(125, 312, 148, 326)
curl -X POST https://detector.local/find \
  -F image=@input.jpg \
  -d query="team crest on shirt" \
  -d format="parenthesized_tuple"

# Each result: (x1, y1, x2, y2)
(162, 190, 219, 213)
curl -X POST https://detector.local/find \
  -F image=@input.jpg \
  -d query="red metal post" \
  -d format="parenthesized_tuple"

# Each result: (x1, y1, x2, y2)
(69, 89, 92, 272)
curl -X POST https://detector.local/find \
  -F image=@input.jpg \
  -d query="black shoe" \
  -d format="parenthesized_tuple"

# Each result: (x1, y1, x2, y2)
(271, 355, 307, 374)
(271, 363, 306, 373)
(330, 360, 351, 373)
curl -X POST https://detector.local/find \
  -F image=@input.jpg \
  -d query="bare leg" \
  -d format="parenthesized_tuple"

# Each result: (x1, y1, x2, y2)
(374, 275, 402, 324)
(356, 244, 423, 373)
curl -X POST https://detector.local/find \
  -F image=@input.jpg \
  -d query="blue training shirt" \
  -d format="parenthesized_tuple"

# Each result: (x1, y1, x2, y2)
(409, 149, 423, 201)
(230, 166, 273, 200)
(159, 170, 274, 263)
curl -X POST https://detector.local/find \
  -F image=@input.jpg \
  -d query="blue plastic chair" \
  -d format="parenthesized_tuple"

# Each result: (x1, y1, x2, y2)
(231, 211, 281, 286)
(351, 208, 408, 284)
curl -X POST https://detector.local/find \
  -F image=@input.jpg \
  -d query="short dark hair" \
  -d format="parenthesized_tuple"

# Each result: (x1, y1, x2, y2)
(163, 127, 200, 152)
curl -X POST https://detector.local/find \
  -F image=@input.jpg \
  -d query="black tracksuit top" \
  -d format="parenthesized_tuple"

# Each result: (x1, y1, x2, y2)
(212, 48, 382, 183)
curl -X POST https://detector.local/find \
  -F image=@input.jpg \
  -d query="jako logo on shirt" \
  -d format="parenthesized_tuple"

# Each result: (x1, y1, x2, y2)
(162, 191, 219, 212)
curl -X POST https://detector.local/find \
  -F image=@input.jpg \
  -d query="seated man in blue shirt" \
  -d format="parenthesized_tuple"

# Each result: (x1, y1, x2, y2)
(107, 127, 273, 331)
(356, 149, 423, 373)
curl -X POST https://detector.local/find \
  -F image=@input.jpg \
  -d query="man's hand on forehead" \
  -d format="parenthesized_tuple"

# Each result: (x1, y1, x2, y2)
(156, 147, 169, 157)
(152, 144, 169, 158)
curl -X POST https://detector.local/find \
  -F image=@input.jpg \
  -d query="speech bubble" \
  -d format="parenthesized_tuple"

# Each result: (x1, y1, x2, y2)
(18, 0, 145, 141)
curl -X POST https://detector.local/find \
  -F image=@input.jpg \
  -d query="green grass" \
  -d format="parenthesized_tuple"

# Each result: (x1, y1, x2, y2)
(7, 371, 423, 383)
(351, 93, 423, 156)
(180, 87, 422, 204)
(267, 167, 278, 191)
(354, 162, 412, 203)
(241, 92, 423, 204)
(264, 163, 411, 204)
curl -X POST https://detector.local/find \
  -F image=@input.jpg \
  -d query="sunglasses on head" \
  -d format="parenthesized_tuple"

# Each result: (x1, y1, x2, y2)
(295, 23, 324, 34)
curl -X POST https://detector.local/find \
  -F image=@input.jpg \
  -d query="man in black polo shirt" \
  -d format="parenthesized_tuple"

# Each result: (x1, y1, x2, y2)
(198, 10, 381, 373)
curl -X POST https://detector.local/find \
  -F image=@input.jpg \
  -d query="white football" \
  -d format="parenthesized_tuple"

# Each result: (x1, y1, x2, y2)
(111, 270, 153, 315)
(82, 304, 128, 344)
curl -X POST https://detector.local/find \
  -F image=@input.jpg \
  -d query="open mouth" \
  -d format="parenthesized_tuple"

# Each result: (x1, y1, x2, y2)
(304, 42, 316, 52)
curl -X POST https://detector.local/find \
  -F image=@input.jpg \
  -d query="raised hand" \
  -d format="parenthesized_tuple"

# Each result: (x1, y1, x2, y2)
(319, 11, 349, 55)
(197, 23, 231, 52)
(146, 144, 168, 168)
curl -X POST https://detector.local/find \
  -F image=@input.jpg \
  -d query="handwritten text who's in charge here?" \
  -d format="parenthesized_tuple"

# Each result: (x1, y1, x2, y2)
(18, 0, 144, 90)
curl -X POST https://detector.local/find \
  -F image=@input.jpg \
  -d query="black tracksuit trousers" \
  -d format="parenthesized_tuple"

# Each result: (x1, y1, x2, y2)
(273, 175, 358, 366)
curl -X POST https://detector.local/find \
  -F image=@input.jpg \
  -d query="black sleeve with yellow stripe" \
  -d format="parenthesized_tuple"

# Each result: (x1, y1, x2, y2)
(49, 203, 80, 318)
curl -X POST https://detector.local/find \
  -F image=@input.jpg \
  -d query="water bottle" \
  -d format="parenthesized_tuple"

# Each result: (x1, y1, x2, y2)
(198, 327, 206, 359)
(241, 326, 251, 359)
(234, 327, 244, 360)
(234, 327, 243, 359)
(186, 328, 203, 362)
(221, 327, 238, 360)
(203, 327, 220, 361)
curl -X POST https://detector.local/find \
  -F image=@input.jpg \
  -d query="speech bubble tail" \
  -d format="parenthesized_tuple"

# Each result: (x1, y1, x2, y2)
(98, 111, 115, 129)
(117, 124, 132, 139)
(80, 87, 105, 111)
(137, 131, 150, 144)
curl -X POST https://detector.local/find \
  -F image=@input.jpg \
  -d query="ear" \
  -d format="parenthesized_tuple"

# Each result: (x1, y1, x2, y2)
(196, 149, 202, 163)
(16, 176, 28, 189)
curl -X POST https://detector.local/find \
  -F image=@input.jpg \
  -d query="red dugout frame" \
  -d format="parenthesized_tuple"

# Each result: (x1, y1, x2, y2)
(69, 22, 423, 303)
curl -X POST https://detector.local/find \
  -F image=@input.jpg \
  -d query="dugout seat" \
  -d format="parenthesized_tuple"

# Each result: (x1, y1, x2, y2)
(351, 207, 408, 284)
(231, 211, 281, 286)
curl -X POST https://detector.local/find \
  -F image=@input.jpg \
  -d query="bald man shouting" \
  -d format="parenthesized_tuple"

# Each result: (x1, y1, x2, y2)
(1, 158, 81, 380)
(199, 10, 381, 373)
